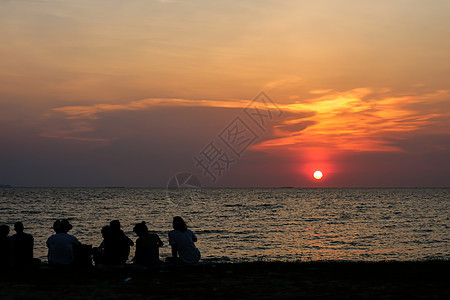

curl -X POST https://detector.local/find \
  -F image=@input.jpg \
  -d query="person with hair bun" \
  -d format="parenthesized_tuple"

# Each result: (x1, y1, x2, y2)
(168, 216, 200, 264)
(132, 221, 163, 266)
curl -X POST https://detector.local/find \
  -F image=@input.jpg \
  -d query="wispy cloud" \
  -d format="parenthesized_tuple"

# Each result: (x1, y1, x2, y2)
(52, 98, 250, 120)
(46, 89, 450, 153)
(254, 88, 450, 152)
(39, 120, 112, 143)
(45, 98, 252, 142)
(309, 89, 333, 95)
(263, 76, 302, 90)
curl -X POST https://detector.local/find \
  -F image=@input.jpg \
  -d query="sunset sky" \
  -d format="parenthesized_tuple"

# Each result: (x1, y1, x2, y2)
(1, 0, 449, 187)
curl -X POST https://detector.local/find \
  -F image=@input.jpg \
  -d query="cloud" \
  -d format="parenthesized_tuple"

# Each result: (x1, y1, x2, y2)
(46, 88, 450, 156)
(52, 98, 250, 120)
(263, 76, 302, 90)
(253, 88, 450, 152)
(309, 89, 333, 95)
(46, 97, 257, 142)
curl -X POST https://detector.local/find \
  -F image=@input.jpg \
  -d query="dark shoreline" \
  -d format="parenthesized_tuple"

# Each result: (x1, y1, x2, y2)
(1, 260, 449, 299)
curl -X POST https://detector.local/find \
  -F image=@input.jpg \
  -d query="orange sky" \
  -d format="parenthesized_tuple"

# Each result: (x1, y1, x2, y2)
(1, 0, 449, 187)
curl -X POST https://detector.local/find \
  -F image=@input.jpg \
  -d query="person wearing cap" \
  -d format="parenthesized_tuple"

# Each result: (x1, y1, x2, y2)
(46, 219, 79, 266)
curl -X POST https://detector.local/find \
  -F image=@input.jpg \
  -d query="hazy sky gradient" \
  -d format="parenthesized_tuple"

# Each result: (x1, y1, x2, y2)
(1, 0, 449, 187)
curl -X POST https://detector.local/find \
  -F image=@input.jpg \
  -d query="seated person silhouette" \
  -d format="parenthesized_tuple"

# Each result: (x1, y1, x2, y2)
(10, 222, 38, 267)
(168, 216, 201, 264)
(102, 220, 134, 265)
(92, 225, 110, 266)
(47, 219, 79, 266)
(0, 224, 13, 268)
(132, 221, 163, 267)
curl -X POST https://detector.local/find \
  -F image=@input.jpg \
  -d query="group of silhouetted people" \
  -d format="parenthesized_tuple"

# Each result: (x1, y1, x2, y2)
(0, 216, 200, 269)
(91, 220, 136, 266)
(0, 222, 38, 268)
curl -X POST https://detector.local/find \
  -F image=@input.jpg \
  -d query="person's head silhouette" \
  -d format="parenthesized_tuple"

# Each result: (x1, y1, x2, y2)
(0, 224, 10, 237)
(172, 216, 187, 232)
(110, 220, 121, 232)
(133, 221, 148, 237)
(14, 222, 24, 234)
(53, 220, 62, 233)
(101, 225, 111, 238)
(60, 219, 72, 233)
(53, 219, 72, 234)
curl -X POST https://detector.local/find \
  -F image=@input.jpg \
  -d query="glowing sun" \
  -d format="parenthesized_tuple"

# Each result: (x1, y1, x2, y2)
(313, 170, 323, 180)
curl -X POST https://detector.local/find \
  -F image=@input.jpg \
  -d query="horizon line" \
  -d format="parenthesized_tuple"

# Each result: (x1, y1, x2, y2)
(1, 186, 449, 189)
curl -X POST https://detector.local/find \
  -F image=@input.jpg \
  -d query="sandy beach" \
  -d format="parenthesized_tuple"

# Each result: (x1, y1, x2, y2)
(1, 260, 449, 299)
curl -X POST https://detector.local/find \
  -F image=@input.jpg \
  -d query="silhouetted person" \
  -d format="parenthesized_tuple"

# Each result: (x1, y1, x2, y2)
(0, 224, 13, 268)
(10, 222, 35, 267)
(132, 221, 163, 267)
(103, 220, 134, 265)
(92, 225, 110, 266)
(47, 219, 79, 266)
(168, 216, 200, 264)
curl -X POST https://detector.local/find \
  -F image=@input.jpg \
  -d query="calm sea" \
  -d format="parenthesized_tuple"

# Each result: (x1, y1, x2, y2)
(0, 188, 449, 263)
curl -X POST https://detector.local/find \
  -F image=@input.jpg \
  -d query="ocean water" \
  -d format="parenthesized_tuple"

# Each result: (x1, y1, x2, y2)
(0, 188, 449, 263)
